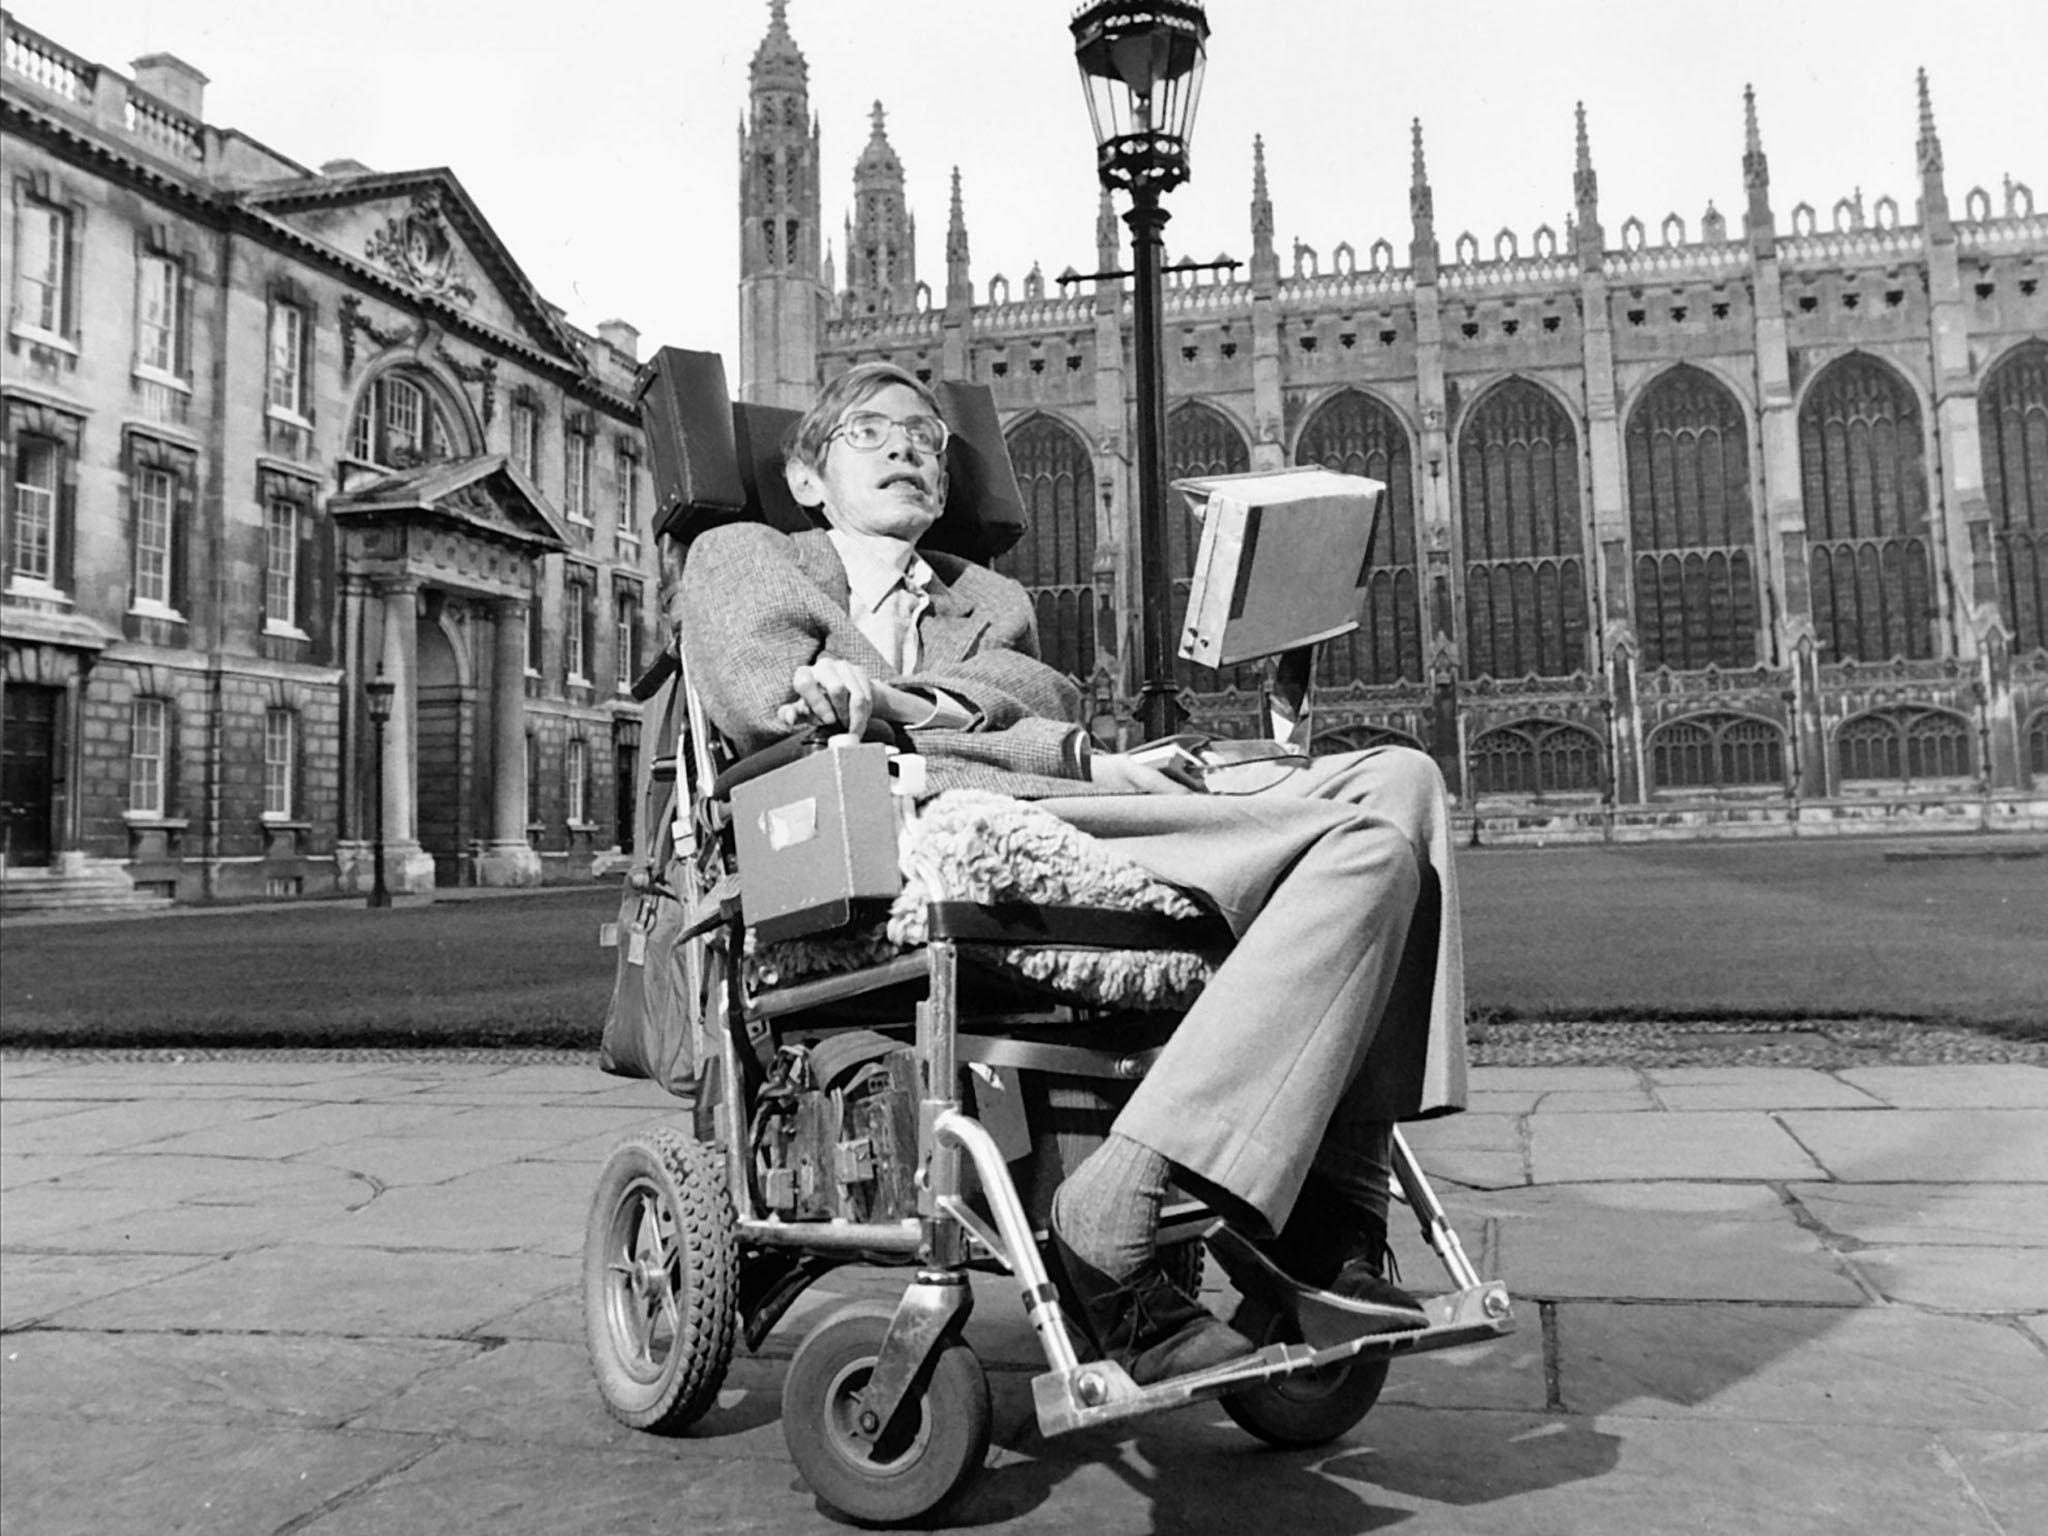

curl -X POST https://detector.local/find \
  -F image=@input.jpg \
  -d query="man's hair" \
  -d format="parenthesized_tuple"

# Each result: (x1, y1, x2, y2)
(785, 361, 943, 472)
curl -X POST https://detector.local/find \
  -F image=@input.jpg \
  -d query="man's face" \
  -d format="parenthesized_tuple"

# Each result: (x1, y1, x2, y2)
(791, 383, 947, 543)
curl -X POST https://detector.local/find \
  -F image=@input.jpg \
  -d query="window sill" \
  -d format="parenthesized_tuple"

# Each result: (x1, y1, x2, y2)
(261, 815, 310, 829)
(265, 406, 313, 429)
(567, 820, 600, 834)
(125, 813, 189, 829)
(263, 619, 311, 640)
(133, 366, 191, 393)
(10, 324, 77, 356)
(128, 602, 187, 623)
(5, 578, 71, 603)
(568, 673, 592, 688)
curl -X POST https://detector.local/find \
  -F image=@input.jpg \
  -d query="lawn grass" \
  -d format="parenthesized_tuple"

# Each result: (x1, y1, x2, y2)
(1, 837, 2042, 1050)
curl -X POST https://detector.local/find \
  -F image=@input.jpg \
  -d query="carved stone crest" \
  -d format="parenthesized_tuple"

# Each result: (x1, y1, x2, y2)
(366, 190, 477, 306)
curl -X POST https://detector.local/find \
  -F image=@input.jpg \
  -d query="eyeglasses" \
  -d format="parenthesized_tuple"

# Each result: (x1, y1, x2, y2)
(827, 410, 950, 455)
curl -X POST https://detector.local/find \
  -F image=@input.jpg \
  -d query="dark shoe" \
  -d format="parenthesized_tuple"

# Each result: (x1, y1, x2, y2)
(1322, 1254, 1428, 1321)
(1046, 1223, 1256, 1386)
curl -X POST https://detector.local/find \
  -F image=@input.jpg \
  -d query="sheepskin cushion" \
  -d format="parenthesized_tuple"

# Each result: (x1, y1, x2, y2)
(745, 789, 1221, 1009)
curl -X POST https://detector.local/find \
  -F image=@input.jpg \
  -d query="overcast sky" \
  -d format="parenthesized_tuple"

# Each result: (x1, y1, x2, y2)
(40, 1, 2048, 364)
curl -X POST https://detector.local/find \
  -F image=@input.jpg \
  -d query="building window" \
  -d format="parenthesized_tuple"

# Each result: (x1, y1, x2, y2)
(1649, 712, 1785, 791)
(267, 301, 309, 417)
(566, 571, 595, 682)
(1459, 381, 1588, 681)
(348, 373, 450, 469)
(8, 438, 59, 586)
(1468, 718, 1606, 798)
(615, 585, 640, 692)
(1798, 356, 1935, 663)
(14, 196, 71, 340)
(1294, 389, 1423, 688)
(565, 428, 592, 521)
(132, 466, 176, 609)
(1979, 340, 2048, 654)
(263, 708, 296, 818)
(615, 444, 641, 557)
(566, 737, 590, 825)
(998, 415, 1097, 683)
(510, 399, 539, 479)
(137, 252, 184, 376)
(526, 589, 544, 672)
(1837, 707, 1972, 783)
(1626, 365, 1760, 671)
(264, 498, 300, 629)
(526, 733, 540, 831)
(129, 698, 168, 816)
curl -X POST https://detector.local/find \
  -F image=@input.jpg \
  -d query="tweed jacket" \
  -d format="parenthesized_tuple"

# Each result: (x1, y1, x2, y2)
(678, 522, 1109, 799)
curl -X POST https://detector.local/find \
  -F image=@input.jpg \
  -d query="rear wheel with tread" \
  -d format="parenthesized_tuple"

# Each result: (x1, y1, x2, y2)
(584, 1128, 740, 1432)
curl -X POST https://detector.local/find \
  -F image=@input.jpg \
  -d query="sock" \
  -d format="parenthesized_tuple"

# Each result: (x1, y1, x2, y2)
(1052, 1133, 1168, 1280)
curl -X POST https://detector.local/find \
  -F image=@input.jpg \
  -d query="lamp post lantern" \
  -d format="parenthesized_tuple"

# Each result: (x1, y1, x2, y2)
(1071, 0, 1209, 744)
(364, 668, 396, 909)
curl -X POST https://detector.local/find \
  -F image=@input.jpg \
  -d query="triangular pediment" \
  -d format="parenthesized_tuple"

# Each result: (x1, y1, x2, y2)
(330, 454, 569, 553)
(241, 170, 577, 362)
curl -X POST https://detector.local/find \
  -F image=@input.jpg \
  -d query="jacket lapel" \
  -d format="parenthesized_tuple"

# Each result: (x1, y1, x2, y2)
(917, 563, 989, 670)
(791, 531, 891, 671)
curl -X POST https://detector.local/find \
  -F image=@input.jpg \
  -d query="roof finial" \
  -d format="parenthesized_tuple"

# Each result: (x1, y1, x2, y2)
(1916, 67, 1943, 176)
(769, 0, 787, 28)
(870, 99, 886, 139)
(1743, 83, 1760, 155)
(1573, 101, 1597, 211)
(1253, 133, 1269, 200)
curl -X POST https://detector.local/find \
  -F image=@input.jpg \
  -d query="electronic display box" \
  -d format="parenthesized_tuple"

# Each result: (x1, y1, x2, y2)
(1171, 467, 1387, 669)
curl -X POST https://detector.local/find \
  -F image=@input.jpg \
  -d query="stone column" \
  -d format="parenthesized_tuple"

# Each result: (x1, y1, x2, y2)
(375, 578, 436, 893)
(477, 596, 542, 886)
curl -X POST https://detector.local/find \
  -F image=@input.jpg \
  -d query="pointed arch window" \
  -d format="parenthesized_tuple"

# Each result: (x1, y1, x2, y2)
(1626, 366, 1760, 670)
(1468, 718, 1605, 797)
(998, 415, 1097, 683)
(1458, 381, 1587, 679)
(1979, 341, 2048, 653)
(1295, 389, 1422, 686)
(1167, 402, 1256, 690)
(1836, 706, 1971, 782)
(1648, 712, 1784, 790)
(1798, 356, 1935, 662)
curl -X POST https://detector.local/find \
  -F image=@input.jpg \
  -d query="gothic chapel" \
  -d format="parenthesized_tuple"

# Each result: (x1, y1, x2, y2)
(737, 3, 2048, 837)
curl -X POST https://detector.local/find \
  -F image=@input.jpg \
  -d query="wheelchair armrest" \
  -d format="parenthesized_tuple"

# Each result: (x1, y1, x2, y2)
(710, 719, 906, 800)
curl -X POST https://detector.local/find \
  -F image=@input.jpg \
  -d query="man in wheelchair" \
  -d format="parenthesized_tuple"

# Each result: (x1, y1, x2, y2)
(677, 362, 1466, 1389)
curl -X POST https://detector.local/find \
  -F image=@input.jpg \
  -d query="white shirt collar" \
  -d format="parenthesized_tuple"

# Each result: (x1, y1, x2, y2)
(827, 527, 934, 617)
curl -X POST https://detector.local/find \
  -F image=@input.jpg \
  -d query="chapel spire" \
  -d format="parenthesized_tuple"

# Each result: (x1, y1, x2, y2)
(1916, 67, 1952, 238)
(1249, 134, 1278, 289)
(1408, 118, 1438, 283)
(847, 99, 917, 314)
(1742, 83, 1776, 252)
(737, 0, 822, 404)
(945, 166, 971, 305)
(1573, 101, 1603, 268)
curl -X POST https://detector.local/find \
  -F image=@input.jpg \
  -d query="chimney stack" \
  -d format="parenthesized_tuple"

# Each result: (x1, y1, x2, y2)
(130, 53, 207, 117)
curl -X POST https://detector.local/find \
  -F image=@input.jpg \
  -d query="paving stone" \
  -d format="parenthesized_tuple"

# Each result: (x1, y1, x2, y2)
(0, 1152, 99, 1190)
(353, 1336, 672, 1450)
(0, 1251, 218, 1329)
(1531, 1111, 1824, 1183)
(0, 1330, 477, 1427)
(1469, 1067, 1644, 1092)
(1653, 1077, 1884, 1110)
(474, 1283, 582, 1345)
(1334, 1410, 2010, 1536)
(53, 1244, 571, 1337)
(1780, 1108, 2048, 1182)
(1846, 1246, 2048, 1313)
(1454, 1184, 1868, 1303)
(0, 1098, 283, 1156)
(1836, 1065, 2048, 1109)
(2025, 1315, 2048, 1350)
(303, 1161, 589, 1256)
(1789, 1183, 2048, 1248)
(1460, 1089, 1545, 1114)
(0, 1414, 424, 1536)
(1529, 1088, 1660, 1112)
(1933, 1431, 2048, 1536)
(291, 1135, 545, 1186)
(0, 1098, 113, 1126)
(138, 1101, 458, 1158)
(382, 1103, 670, 1145)
(1556, 1301, 2048, 1429)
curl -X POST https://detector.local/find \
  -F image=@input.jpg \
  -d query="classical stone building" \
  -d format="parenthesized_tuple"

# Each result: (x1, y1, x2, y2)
(739, 4, 2048, 837)
(1, 11, 657, 909)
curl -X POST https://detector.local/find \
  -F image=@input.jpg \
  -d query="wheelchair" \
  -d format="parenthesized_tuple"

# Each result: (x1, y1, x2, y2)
(581, 351, 1513, 1526)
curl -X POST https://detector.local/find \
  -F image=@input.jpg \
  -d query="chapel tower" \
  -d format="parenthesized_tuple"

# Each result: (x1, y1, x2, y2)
(737, 0, 823, 406)
(844, 102, 918, 315)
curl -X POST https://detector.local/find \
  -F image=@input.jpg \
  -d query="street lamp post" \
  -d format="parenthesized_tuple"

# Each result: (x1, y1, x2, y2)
(1071, 0, 1210, 744)
(365, 668, 395, 909)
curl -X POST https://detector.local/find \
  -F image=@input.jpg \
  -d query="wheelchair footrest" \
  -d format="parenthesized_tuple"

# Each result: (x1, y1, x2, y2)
(1029, 1279, 1514, 1439)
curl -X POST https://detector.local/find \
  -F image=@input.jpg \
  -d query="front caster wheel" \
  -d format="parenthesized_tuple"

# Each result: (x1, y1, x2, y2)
(782, 1302, 992, 1527)
(584, 1129, 739, 1433)
(1222, 1302, 1389, 1448)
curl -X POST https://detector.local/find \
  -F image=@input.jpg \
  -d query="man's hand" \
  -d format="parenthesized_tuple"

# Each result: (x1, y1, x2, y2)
(777, 657, 876, 739)
(1089, 751, 1198, 795)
